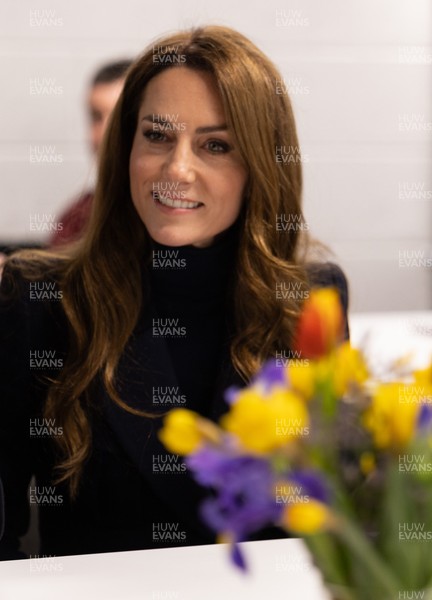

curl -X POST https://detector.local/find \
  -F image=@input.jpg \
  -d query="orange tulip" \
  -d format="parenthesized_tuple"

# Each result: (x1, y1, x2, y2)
(293, 288, 344, 359)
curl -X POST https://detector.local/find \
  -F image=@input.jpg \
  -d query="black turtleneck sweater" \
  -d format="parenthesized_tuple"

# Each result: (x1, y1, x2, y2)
(0, 223, 350, 559)
(148, 226, 239, 417)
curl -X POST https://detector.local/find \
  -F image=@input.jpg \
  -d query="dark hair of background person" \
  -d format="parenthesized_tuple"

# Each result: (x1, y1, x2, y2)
(91, 59, 132, 86)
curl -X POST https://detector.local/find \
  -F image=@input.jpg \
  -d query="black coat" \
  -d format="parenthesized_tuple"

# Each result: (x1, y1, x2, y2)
(0, 261, 349, 560)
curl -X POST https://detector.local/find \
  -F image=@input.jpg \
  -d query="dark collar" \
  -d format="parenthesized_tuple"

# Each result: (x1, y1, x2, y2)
(148, 222, 240, 303)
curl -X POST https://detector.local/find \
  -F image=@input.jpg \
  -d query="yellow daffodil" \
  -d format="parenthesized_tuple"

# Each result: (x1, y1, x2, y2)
(287, 361, 317, 400)
(413, 364, 432, 405)
(282, 499, 332, 535)
(287, 342, 368, 404)
(359, 451, 376, 476)
(220, 387, 309, 454)
(158, 408, 204, 455)
(332, 342, 369, 397)
(362, 383, 421, 451)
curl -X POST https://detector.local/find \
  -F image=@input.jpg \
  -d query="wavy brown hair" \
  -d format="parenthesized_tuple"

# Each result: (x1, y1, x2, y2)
(6, 25, 309, 495)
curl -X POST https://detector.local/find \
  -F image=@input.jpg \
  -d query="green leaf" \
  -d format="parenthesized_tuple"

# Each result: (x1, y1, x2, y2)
(335, 516, 401, 598)
(379, 463, 430, 588)
(304, 532, 351, 590)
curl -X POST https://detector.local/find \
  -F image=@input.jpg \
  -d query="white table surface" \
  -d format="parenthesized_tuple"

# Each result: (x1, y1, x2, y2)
(349, 310, 432, 369)
(0, 538, 331, 600)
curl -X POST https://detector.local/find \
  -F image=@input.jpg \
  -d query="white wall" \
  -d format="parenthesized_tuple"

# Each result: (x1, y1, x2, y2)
(0, 0, 430, 311)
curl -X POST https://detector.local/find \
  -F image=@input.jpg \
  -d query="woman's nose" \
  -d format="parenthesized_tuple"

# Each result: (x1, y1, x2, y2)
(164, 141, 196, 184)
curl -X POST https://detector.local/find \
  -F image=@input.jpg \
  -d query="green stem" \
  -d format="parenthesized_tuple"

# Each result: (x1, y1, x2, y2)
(335, 516, 401, 598)
(319, 377, 337, 421)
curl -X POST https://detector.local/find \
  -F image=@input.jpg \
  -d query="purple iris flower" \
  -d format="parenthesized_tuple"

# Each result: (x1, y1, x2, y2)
(187, 450, 282, 569)
(224, 360, 287, 408)
(224, 386, 241, 406)
(186, 447, 234, 487)
(252, 359, 287, 392)
(417, 403, 432, 432)
(287, 470, 330, 504)
(230, 543, 247, 571)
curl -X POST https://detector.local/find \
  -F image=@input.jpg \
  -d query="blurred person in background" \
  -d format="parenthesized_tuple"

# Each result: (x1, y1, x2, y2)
(49, 59, 132, 247)
(0, 61, 132, 277)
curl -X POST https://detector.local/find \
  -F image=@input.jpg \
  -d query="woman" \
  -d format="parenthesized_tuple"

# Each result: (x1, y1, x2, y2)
(0, 25, 348, 559)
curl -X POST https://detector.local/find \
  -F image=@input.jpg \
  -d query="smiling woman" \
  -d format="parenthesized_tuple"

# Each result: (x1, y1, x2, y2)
(129, 67, 247, 248)
(0, 25, 348, 559)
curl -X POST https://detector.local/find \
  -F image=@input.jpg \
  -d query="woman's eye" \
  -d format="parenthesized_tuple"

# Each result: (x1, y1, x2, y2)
(143, 129, 167, 142)
(205, 139, 230, 154)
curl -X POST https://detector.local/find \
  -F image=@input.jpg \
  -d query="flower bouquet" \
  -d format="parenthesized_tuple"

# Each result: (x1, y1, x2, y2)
(159, 289, 432, 600)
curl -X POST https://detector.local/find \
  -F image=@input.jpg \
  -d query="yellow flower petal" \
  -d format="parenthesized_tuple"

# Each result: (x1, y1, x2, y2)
(413, 365, 432, 404)
(283, 500, 331, 535)
(363, 383, 421, 450)
(159, 408, 203, 455)
(333, 343, 369, 396)
(221, 387, 309, 453)
(287, 362, 317, 400)
(359, 451, 376, 476)
(269, 388, 310, 444)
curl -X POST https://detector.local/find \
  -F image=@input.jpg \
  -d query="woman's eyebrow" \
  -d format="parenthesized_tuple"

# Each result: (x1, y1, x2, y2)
(141, 114, 173, 123)
(195, 125, 227, 134)
(141, 114, 227, 133)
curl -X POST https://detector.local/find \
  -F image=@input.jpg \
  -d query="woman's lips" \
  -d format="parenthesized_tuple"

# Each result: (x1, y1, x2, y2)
(152, 191, 203, 210)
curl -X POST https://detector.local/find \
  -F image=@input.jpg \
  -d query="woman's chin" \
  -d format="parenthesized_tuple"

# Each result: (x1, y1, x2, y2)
(148, 228, 214, 248)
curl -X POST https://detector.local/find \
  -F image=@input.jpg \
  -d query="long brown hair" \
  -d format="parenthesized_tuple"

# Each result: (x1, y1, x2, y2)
(6, 25, 308, 494)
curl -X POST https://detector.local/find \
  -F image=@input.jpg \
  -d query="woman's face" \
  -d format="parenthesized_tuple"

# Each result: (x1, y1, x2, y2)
(129, 67, 247, 248)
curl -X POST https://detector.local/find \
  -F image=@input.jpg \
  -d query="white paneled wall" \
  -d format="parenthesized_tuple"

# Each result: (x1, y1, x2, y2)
(0, 0, 430, 311)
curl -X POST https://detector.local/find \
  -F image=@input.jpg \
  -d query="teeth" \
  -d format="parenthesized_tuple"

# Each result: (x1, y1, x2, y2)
(155, 193, 201, 209)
